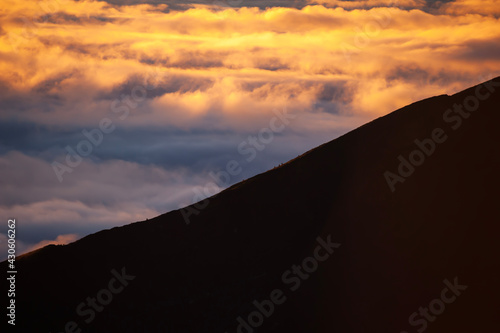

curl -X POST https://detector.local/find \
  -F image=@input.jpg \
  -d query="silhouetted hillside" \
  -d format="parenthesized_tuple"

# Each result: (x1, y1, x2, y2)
(3, 77, 500, 333)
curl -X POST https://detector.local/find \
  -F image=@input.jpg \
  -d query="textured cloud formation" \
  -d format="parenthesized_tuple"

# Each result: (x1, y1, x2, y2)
(2, 0, 499, 126)
(0, 0, 499, 255)
(0, 151, 216, 218)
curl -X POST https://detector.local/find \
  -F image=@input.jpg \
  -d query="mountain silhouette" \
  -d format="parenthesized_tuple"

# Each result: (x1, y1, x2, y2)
(3, 77, 500, 333)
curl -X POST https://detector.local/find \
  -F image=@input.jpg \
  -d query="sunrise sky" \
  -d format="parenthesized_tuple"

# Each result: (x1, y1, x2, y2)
(0, 0, 499, 255)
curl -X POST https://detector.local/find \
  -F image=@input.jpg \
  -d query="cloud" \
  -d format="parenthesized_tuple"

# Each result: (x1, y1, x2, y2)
(106, 73, 216, 99)
(91, 0, 309, 9)
(455, 37, 500, 61)
(1, 1, 498, 126)
(307, 0, 427, 10)
(0, 150, 219, 254)
(0, 151, 207, 209)
(438, 0, 500, 16)
(38, 12, 119, 25)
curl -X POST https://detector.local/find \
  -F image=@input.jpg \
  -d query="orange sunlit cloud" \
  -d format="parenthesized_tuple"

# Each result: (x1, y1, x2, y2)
(1, 0, 499, 132)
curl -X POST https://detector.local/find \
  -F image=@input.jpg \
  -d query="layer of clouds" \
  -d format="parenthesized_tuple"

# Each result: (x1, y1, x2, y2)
(0, 150, 216, 257)
(1, 1, 498, 127)
(0, 119, 354, 258)
(69, 0, 455, 11)
(0, 151, 210, 211)
(0, 0, 499, 255)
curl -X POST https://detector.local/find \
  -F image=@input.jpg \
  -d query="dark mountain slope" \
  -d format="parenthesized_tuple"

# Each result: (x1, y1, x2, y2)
(4, 77, 500, 333)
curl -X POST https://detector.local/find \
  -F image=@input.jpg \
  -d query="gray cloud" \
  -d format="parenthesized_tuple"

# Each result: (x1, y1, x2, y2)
(385, 65, 485, 88)
(38, 12, 119, 25)
(33, 71, 79, 95)
(91, 0, 309, 9)
(253, 57, 290, 71)
(104, 73, 216, 100)
(456, 37, 500, 61)
(86, 0, 455, 11)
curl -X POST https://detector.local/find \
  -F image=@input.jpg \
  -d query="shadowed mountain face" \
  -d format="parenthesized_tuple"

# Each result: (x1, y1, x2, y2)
(3, 77, 500, 333)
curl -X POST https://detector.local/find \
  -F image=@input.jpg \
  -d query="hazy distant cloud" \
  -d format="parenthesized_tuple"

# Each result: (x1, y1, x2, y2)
(0, 151, 205, 209)
(0, 150, 205, 252)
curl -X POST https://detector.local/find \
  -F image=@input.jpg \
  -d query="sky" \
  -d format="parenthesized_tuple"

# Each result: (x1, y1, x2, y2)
(0, 0, 499, 257)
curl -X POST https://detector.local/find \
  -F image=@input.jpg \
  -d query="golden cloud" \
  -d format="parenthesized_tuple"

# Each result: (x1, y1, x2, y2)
(0, 0, 499, 128)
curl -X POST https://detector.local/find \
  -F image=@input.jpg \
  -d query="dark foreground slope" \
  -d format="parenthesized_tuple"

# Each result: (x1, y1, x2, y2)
(3, 78, 500, 333)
